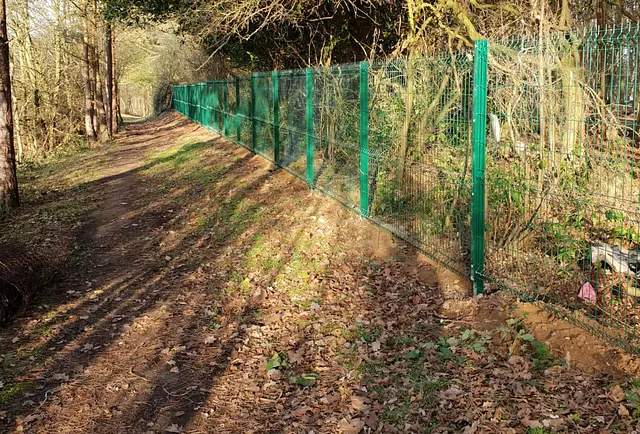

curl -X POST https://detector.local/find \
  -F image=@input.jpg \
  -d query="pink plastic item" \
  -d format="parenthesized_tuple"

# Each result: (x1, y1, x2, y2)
(578, 281, 596, 304)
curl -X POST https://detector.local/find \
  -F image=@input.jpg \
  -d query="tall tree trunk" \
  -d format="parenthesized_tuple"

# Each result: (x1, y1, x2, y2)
(49, 0, 63, 152)
(111, 27, 120, 132)
(0, 0, 19, 212)
(597, 0, 611, 149)
(82, 0, 96, 142)
(104, 22, 113, 139)
(92, 0, 107, 140)
(15, 0, 43, 153)
(559, 0, 584, 158)
(396, 56, 415, 184)
(114, 59, 122, 129)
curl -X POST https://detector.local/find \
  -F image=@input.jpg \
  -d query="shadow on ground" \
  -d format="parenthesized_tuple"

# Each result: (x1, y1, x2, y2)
(0, 112, 636, 434)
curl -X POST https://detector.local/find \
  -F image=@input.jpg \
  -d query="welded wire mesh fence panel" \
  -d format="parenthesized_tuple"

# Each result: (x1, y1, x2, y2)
(198, 84, 204, 125)
(312, 64, 361, 209)
(173, 86, 182, 113)
(184, 86, 192, 119)
(214, 81, 225, 133)
(368, 55, 474, 275)
(485, 26, 640, 351)
(278, 71, 307, 180)
(253, 73, 275, 161)
(188, 85, 195, 122)
(171, 25, 640, 352)
(221, 79, 233, 137)
(202, 83, 213, 128)
(237, 77, 253, 149)
(192, 84, 201, 124)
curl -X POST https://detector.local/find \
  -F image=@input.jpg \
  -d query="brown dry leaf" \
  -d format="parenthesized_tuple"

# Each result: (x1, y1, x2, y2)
(618, 404, 630, 417)
(462, 421, 479, 434)
(350, 395, 368, 411)
(542, 417, 565, 429)
(164, 423, 182, 433)
(51, 373, 69, 381)
(439, 385, 463, 400)
(544, 365, 565, 376)
(521, 419, 543, 429)
(22, 414, 40, 424)
(338, 417, 364, 434)
(321, 392, 341, 405)
(609, 385, 625, 403)
(289, 406, 312, 419)
(287, 348, 304, 365)
(365, 413, 379, 430)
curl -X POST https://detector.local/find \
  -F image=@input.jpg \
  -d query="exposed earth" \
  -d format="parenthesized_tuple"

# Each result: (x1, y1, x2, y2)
(1, 112, 640, 433)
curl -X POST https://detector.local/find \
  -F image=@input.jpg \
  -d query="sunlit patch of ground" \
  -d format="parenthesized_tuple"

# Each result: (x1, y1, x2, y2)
(0, 112, 638, 434)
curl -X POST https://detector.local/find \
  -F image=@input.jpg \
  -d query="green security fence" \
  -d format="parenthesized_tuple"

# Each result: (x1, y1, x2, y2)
(173, 25, 640, 352)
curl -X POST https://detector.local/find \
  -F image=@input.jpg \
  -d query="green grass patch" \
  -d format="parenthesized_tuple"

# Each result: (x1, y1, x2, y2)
(0, 382, 36, 405)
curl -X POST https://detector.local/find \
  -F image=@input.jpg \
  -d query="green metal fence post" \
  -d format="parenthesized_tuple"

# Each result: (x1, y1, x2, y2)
(251, 74, 257, 153)
(305, 68, 314, 187)
(359, 61, 370, 218)
(198, 83, 204, 124)
(212, 82, 219, 133)
(273, 71, 280, 166)
(223, 81, 229, 136)
(235, 77, 241, 144)
(471, 39, 488, 296)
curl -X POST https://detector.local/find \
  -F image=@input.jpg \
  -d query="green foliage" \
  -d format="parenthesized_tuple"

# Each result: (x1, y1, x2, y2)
(373, 172, 416, 216)
(405, 349, 421, 360)
(502, 318, 566, 371)
(106, 0, 402, 70)
(625, 382, 640, 411)
(488, 165, 529, 215)
(420, 329, 490, 363)
(541, 222, 589, 263)
(266, 351, 288, 371)
(288, 372, 319, 387)
(117, 26, 219, 117)
(605, 209, 625, 222)
(0, 382, 35, 405)
(103, 0, 182, 23)
(530, 340, 566, 371)
(352, 323, 381, 344)
(527, 428, 553, 434)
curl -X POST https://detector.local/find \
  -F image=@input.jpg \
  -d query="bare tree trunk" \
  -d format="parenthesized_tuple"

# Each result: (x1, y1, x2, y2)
(114, 62, 122, 129)
(635, 44, 640, 146)
(397, 57, 415, 184)
(104, 22, 113, 139)
(111, 28, 120, 132)
(8, 56, 22, 162)
(92, 0, 107, 140)
(559, 0, 584, 158)
(82, 0, 96, 142)
(49, 0, 63, 152)
(0, 0, 19, 212)
(596, 0, 611, 146)
(14, 0, 44, 153)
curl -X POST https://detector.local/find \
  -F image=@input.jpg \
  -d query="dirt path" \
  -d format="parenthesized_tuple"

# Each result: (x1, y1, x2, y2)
(1, 112, 640, 433)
